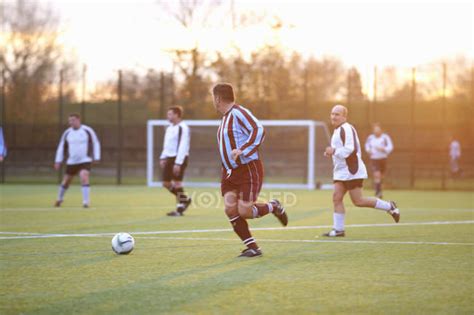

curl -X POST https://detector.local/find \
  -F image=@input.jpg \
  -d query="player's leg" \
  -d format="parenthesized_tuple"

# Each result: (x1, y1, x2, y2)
(161, 158, 180, 215)
(238, 160, 288, 225)
(168, 158, 191, 216)
(348, 186, 400, 222)
(161, 157, 174, 194)
(237, 194, 287, 225)
(323, 181, 347, 236)
(167, 180, 191, 216)
(373, 170, 382, 198)
(225, 191, 261, 257)
(55, 173, 74, 207)
(79, 168, 91, 208)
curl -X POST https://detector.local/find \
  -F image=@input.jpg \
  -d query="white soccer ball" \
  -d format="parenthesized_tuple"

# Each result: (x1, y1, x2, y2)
(111, 232, 135, 255)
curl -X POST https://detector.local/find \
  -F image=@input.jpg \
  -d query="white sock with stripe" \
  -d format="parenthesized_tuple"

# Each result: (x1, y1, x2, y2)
(57, 185, 67, 201)
(375, 199, 392, 211)
(82, 185, 90, 205)
(333, 212, 345, 231)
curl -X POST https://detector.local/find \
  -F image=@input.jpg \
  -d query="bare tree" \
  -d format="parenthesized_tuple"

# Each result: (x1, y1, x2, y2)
(157, 0, 222, 111)
(0, 0, 75, 123)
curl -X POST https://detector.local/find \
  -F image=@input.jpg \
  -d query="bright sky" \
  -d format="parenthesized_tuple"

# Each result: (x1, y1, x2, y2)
(48, 0, 473, 84)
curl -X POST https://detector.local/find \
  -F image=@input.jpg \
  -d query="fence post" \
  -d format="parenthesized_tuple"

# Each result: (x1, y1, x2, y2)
(160, 71, 165, 118)
(441, 63, 447, 190)
(57, 69, 64, 184)
(303, 67, 309, 116)
(81, 64, 87, 122)
(347, 69, 352, 110)
(1, 69, 6, 183)
(117, 70, 123, 185)
(410, 67, 416, 189)
(170, 73, 176, 107)
(372, 66, 377, 123)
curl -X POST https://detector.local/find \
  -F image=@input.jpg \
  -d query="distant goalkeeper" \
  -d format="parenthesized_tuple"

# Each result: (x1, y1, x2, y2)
(159, 106, 192, 216)
(323, 105, 400, 237)
(365, 123, 394, 198)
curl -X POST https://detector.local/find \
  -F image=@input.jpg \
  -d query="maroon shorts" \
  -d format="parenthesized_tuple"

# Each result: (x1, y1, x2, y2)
(221, 160, 264, 202)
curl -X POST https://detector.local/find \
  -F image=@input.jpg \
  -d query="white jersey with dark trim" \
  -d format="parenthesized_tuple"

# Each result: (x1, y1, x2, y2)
(160, 121, 190, 165)
(331, 122, 368, 181)
(365, 133, 394, 160)
(449, 140, 461, 160)
(55, 125, 101, 165)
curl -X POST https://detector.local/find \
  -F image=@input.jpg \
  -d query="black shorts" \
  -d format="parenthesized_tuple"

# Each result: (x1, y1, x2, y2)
(370, 159, 387, 173)
(334, 179, 364, 190)
(162, 157, 188, 182)
(66, 162, 92, 176)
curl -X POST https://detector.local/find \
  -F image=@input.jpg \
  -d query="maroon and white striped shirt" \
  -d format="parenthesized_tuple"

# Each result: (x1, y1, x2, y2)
(217, 104, 265, 170)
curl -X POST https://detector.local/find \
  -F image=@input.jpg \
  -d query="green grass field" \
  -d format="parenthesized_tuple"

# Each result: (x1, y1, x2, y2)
(0, 185, 473, 314)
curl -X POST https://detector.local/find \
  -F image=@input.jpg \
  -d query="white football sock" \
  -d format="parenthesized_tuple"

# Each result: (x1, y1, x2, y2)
(375, 199, 392, 211)
(252, 206, 259, 218)
(82, 185, 90, 205)
(333, 212, 345, 231)
(57, 185, 67, 201)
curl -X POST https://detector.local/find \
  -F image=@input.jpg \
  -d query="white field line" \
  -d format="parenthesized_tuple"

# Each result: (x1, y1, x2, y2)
(0, 206, 165, 211)
(137, 236, 474, 246)
(0, 220, 473, 240)
(0, 207, 473, 212)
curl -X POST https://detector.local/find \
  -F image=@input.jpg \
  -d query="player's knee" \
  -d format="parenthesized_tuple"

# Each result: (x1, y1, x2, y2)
(352, 198, 364, 207)
(225, 206, 238, 218)
(237, 206, 251, 218)
(162, 182, 172, 189)
(332, 193, 343, 204)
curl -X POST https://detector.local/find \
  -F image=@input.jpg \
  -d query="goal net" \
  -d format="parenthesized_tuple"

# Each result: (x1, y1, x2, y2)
(147, 120, 332, 190)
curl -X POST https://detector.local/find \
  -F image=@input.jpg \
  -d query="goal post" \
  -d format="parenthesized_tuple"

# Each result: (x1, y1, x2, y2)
(147, 120, 332, 190)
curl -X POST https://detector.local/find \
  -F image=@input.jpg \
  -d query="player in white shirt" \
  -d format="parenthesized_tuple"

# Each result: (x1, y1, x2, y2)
(322, 105, 400, 237)
(0, 126, 6, 162)
(365, 123, 394, 198)
(160, 106, 192, 216)
(449, 136, 461, 177)
(54, 113, 101, 208)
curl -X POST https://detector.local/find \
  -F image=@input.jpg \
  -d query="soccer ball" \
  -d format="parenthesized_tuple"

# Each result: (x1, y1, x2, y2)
(111, 232, 135, 255)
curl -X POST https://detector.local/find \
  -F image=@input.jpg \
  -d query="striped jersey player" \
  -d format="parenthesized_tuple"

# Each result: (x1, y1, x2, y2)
(365, 123, 394, 198)
(54, 113, 101, 208)
(322, 105, 400, 237)
(212, 83, 288, 258)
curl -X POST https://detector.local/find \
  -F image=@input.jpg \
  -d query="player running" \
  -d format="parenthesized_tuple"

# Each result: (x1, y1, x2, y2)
(323, 105, 399, 237)
(365, 123, 394, 198)
(54, 113, 101, 208)
(212, 83, 288, 258)
(159, 106, 192, 216)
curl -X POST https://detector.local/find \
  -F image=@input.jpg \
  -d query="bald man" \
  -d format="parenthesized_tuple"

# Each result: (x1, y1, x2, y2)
(323, 105, 400, 237)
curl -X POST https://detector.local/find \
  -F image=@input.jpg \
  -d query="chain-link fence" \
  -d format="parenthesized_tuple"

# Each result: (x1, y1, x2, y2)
(0, 62, 472, 190)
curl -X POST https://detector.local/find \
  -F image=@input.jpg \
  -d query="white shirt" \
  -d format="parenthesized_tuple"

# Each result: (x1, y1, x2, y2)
(449, 140, 461, 160)
(365, 133, 394, 160)
(331, 122, 368, 181)
(0, 127, 6, 157)
(160, 121, 190, 165)
(55, 125, 101, 165)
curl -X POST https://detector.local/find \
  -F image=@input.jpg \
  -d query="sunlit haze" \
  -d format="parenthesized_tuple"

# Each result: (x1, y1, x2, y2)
(46, 0, 473, 84)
